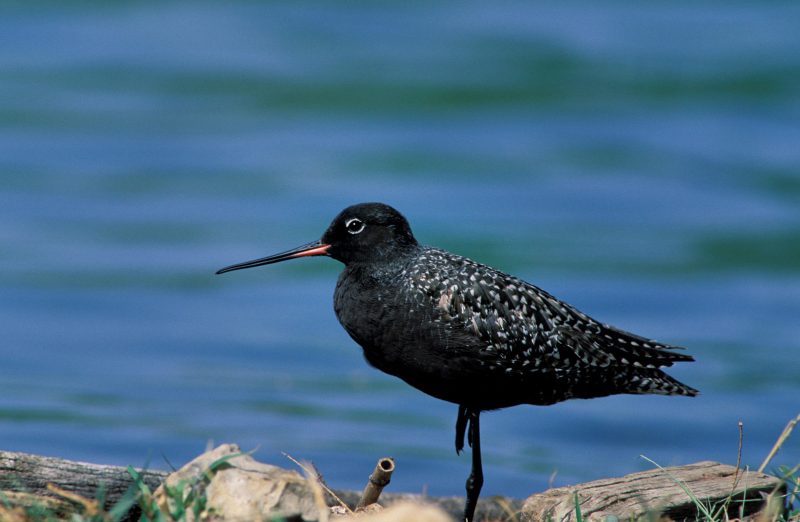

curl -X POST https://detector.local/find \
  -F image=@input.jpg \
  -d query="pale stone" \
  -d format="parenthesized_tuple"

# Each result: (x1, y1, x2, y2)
(335, 501, 452, 522)
(155, 443, 321, 522)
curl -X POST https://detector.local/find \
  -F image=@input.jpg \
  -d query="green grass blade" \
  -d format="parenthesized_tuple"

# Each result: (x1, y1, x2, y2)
(640, 455, 716, 522)
(574, 491, 583, 522)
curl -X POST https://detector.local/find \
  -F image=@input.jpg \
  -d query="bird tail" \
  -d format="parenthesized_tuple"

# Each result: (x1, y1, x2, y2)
(628, 369, 699, 397)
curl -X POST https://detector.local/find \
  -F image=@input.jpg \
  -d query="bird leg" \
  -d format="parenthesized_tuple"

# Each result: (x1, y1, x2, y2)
(467, 410, 475, 448)
(463, 409, 483, 522)
(455, 404, 468, 455)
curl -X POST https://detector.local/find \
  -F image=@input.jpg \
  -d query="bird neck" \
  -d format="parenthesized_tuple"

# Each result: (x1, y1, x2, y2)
(342, 251, 416, 287)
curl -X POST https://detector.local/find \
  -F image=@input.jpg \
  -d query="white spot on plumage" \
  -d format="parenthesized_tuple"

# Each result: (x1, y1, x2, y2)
(438, 292, 450, 311)
(470, 317, 480, 335)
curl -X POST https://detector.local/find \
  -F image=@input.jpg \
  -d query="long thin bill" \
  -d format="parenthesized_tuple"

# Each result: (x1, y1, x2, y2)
(215, 240, 331, 275)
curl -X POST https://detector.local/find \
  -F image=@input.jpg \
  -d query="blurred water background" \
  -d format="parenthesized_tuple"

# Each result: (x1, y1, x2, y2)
(1, 1, 799, 499)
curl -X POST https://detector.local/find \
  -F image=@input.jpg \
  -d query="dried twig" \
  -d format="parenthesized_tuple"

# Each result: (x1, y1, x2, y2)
(732, 420, 744, 491)
(282, 452, 352, 514)
(493, 495, 521, 522)
(46, 483, 100, 517)
(548, 469, 558, 490)
(759, 413, 800, 473)
(0, 501, 28, 522)
(297, 462, 330, 522)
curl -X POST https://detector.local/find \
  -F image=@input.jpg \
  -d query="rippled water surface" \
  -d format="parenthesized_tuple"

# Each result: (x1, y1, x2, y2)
(1, 1, 799, 498)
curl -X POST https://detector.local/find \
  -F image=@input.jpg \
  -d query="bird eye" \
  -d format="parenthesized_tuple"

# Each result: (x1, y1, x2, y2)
(345, 218, 365, 235)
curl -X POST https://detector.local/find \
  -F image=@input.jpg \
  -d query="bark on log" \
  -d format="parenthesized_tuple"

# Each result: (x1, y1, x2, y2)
(521, 460, 786, 522)
(0, 450, 168, 519)
(0, 450, 168, 500)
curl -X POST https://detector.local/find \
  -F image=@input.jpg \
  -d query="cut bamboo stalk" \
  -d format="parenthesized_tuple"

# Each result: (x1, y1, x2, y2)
(356, 457, 395, 510)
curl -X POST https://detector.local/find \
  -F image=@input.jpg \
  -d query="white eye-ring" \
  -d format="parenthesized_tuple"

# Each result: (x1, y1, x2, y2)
(345, 217, 365, 235)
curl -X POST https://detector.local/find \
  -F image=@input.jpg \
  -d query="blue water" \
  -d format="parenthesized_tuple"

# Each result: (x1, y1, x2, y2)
(2, 1, 799, 500)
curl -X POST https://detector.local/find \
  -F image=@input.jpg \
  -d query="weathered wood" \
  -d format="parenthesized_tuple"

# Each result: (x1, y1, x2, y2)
(0, 449, 517, 520)
(0, 450, 168, 500)
(1, 450, 786, 522)
(521, 460, 786, 522)
(0, 450, 167, 519)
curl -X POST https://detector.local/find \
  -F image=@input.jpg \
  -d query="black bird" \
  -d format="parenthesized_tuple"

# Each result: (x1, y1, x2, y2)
(216, 202, 697, 522)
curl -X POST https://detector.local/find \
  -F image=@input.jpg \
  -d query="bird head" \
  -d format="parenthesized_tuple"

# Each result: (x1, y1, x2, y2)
(215, 202, 418, 274)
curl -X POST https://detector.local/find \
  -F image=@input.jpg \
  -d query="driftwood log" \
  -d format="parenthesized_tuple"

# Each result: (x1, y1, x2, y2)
(0, 450, 167, 520)
(0, 449, 787, 521)
(521, 460, 786, 522)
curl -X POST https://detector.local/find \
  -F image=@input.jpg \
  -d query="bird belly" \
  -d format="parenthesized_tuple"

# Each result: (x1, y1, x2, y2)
(337, 306, 564, 410)
(360, 343, 569, 410)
